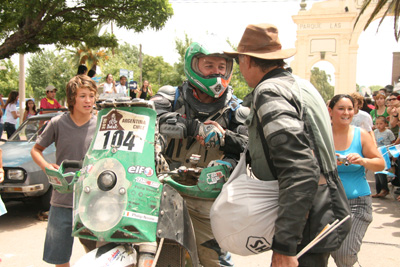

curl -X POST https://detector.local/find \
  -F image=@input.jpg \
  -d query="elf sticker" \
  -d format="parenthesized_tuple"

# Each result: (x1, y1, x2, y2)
(128, 165, 154, 177)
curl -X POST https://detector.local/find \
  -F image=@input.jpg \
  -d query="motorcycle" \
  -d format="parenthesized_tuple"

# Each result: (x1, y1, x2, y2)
(45, 95, 230, 267)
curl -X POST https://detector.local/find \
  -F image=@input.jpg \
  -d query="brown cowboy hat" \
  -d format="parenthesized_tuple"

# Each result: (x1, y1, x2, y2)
(224, 23, 296, 60)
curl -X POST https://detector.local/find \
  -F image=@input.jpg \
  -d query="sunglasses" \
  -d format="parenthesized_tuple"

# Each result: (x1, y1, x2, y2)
(388, 98, 397, 101)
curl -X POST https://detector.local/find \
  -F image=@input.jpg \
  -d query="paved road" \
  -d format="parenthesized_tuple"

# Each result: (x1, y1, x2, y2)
(0, 170, 399, 266)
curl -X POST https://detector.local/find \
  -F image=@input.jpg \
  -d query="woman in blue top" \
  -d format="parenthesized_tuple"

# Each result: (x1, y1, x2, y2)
(328, 94, 384, 267)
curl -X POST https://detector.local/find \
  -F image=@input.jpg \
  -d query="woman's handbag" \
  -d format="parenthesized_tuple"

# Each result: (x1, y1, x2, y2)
(210, 150, 279, 256)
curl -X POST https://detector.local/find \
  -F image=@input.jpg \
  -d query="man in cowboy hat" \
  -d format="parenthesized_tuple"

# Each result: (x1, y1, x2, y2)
(224, 24, 351, 266)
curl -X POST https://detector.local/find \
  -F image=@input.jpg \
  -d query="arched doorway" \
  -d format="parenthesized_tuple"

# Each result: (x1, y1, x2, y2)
(291, 0, 390, 94)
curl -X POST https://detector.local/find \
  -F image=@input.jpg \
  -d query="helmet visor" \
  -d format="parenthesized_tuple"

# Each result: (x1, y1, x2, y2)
(191, 54, 233, 81)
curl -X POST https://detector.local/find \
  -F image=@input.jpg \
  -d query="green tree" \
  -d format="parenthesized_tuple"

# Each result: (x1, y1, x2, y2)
(26, 49, 75, 103)
(226, 40, 251, 100)
(142, 55, 176, 93)
(98, 42, 141, 85)
(171, 34, 192, 85)
(0, 0, 173, 59)
(370, 85, 384, 92)
(310, 67, 334, 102)
(356, 0, 400, 40)
(0, 59, 19, 97)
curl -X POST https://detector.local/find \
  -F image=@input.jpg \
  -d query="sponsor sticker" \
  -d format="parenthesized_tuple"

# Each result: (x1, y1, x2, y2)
(135, 177, 160, 189)
(206, 171, 225, 184)
(123, 211, 158, 223)
(93, 109, 150, 153)
(48, 176, 62, 185)
(128, 166, 154, 177)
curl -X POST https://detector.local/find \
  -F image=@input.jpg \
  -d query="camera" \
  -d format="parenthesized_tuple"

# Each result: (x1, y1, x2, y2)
(337, 155, 350, 166)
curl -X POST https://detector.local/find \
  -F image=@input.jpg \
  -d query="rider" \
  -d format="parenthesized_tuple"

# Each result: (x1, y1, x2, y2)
(151, 42, 249, 267)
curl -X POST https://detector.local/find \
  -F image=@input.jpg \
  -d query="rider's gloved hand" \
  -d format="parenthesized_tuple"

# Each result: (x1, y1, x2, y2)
(207, 160, 233, 172)
(197, 122, 225, 148)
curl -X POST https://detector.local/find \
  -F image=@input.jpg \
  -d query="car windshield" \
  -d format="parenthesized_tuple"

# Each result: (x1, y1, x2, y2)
(8, 117, 51, 142)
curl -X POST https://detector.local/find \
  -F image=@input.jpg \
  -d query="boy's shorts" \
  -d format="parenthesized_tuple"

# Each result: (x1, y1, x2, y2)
(43, 206, 74, 264)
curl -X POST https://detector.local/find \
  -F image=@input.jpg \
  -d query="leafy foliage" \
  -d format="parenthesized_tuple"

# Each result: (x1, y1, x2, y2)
(142, 55, 176, 93)
(310, 67, 334, 102)
(0, 0, 173, 59)
(26, 50, 75, 103)
(355, 0, 400, 40)
(0, 59, 19, 97)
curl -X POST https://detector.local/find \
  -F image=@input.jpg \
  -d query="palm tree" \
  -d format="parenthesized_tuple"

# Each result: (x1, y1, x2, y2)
(355, 0, 400, 41)
(68, 24, 113, 71)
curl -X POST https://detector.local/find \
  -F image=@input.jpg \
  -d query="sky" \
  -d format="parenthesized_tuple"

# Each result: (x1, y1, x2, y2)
(9, 0, 400, 88)
(108, 0, 400, 88)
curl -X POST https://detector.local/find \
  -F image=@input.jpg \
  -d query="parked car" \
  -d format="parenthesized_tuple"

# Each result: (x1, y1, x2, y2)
(0, 112, 62, 209)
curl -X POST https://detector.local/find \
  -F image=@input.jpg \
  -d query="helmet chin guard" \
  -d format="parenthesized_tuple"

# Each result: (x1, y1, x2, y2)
(184, 42, 233, 98)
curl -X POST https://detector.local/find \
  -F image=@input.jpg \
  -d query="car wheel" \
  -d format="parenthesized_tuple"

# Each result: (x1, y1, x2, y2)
(39, 186, 52, 211)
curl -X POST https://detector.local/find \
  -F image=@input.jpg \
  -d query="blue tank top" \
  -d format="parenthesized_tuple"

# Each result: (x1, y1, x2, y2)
(336, 127, 371, 199)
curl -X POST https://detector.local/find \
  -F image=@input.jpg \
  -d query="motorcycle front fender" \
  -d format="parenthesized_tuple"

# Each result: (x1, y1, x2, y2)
(157, 184, 200, 267)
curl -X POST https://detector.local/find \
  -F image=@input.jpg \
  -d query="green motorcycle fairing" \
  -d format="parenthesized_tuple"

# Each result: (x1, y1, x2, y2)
(72, 104, 162, 243)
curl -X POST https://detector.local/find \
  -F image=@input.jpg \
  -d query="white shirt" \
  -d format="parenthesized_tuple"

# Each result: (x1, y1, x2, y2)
(103, 83, 115, 93)
(351, 110, 373, 132)
(116, 84, 127, 96)
(5, 103, 18, 124)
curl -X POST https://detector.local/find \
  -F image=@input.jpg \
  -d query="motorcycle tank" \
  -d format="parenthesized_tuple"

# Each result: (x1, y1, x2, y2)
(72, 102, 162, 243)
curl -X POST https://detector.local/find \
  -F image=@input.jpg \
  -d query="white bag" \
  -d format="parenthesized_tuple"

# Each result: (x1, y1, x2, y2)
(210, 151, 279, 256)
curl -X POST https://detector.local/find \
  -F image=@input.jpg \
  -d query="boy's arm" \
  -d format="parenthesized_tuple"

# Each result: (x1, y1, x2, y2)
(31, 143, 59, 172)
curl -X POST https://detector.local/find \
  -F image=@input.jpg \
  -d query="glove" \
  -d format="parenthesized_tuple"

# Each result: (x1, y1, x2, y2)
(207, 160, 233, 173)
(198, 123, 225, 148)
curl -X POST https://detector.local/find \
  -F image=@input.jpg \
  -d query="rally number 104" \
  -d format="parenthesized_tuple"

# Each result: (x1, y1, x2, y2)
(103, 130, 135, 150)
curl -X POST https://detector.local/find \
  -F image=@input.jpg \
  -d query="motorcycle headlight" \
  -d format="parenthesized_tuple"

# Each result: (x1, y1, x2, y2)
(7, 169, 25, 180)
(97, 171, 117, 191)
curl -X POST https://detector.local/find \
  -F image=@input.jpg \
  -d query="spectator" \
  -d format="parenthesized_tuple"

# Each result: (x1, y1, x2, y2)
(129, 82, 139, 99)
(115, 75, 128, 96)
(350, 92, 376, 145)
(372, 116, 395, 198)
(137, 80, 153, 99)
(4, 90, 19, 138)
(31, 75, 98, 266)
(387, 92, 400, 138)
(361, 97, 373, 113)
(328, 94, 384, 267)
(23, 99, 37, 122)
(0, 148, 6, 216)
(102, 73, 116, 94)
(379, 88, 388, 97)
(40, 85, 63, 114)
(77, 65, 88, 75)
(88, 69, 96, 78)
(0, 94, 5, 138)
(370, 92, 389, 126)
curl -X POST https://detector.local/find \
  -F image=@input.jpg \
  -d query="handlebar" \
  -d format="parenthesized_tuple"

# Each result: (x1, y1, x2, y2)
(63, 160, 83, 169)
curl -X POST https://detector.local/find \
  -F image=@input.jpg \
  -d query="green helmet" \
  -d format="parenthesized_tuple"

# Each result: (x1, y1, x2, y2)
(184, 42, 234, 98)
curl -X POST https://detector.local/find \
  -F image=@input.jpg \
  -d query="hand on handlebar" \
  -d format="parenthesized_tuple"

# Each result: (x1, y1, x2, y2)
(197, 121, 225, 148)
(44, 163, 59, 172)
